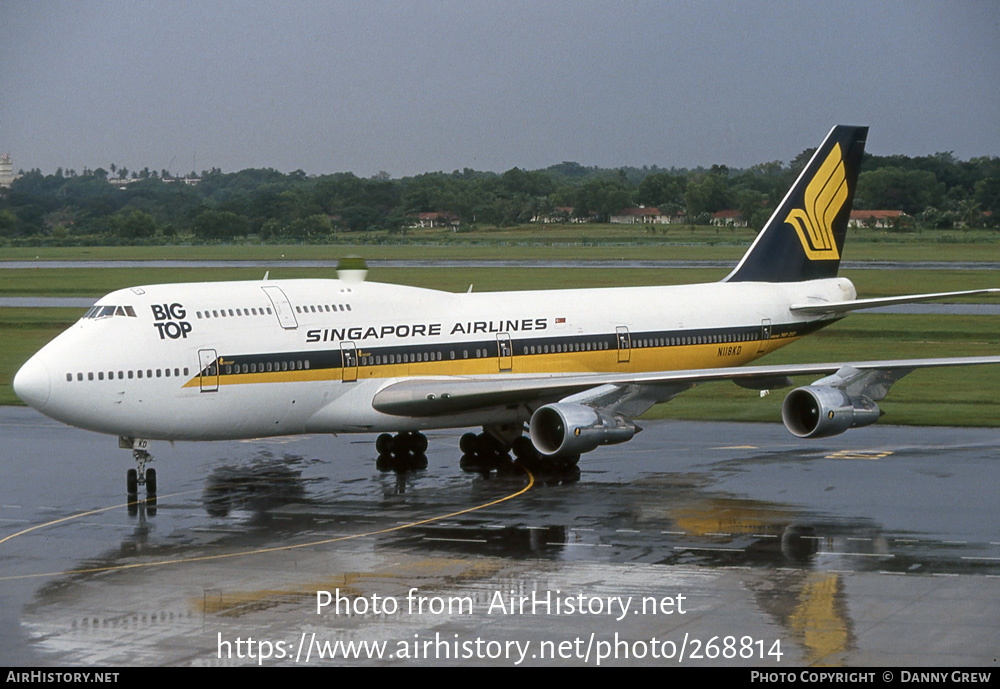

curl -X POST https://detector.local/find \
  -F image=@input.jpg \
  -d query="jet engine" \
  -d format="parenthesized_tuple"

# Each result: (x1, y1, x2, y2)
(781, 385, 881, 438)
(529, 403, 637, 457)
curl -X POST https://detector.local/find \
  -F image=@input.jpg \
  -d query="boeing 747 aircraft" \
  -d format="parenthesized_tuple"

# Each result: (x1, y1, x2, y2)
(13, 126, 1000, 494)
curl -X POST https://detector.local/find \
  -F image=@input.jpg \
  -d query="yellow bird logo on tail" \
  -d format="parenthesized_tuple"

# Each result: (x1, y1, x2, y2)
(785, 143, 848, 260)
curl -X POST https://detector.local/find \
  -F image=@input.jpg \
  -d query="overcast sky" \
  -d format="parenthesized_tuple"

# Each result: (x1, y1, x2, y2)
(2, 0, 998, 178)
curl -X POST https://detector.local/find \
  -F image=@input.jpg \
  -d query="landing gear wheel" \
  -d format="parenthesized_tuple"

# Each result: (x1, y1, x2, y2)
(126, 469, 138, 494)
(412, 432, 428, 453)
(512, 436, 537, 460)
(460, 432, 478, 455)
(556, 454, 580, 468)
(376, 433, 393, 454)
(145, 468, 157, 495)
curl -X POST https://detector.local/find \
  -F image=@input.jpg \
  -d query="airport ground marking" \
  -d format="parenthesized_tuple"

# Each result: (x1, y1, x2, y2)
(0, 468, 535, 581)
(0, 491, 192, 547)
(824, 449, 894, 460)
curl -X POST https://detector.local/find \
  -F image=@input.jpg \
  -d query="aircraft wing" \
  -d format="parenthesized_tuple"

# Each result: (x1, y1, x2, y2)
(371, 355, 1000, 418)
(789, 289, 1000, 314)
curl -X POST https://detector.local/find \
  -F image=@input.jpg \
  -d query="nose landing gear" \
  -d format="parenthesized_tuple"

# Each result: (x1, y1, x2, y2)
(126, 449, 156, 495)
(120, 437, 157, 515)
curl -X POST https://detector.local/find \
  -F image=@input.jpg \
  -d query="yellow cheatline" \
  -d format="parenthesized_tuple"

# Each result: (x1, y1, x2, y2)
(183, 339, 790, 389)
(0, 467, 535, 582)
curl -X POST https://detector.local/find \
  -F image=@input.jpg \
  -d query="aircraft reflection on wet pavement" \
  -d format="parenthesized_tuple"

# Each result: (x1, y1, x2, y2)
(3, 410, 998, 666)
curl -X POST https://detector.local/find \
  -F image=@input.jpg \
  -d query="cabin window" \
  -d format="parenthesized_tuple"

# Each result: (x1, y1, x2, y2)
(66, 373, 72, 382)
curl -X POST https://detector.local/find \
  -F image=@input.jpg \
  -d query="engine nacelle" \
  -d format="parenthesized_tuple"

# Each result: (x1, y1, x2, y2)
(781, 385, 881, 438)
(529, 403, 637, 457)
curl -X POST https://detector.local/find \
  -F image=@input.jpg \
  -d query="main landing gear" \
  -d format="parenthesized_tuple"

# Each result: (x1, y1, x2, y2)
(458, 425, 581, 479)
(459, 429, 580, 476)
(375, 431, 429, 472)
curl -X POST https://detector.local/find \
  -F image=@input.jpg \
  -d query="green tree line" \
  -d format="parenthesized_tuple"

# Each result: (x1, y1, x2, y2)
(2, 149, 998, 244)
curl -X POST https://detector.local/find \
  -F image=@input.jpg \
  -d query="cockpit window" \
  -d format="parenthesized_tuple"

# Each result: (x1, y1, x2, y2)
(86, 305, 138, 319)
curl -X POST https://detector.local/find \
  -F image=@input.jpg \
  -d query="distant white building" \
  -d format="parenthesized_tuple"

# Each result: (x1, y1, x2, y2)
(0, 153, 15, 188)
(609, 206, 670, 224)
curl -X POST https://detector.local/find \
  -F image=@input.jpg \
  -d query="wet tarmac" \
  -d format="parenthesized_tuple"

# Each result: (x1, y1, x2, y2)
(1, 407, 998, 666)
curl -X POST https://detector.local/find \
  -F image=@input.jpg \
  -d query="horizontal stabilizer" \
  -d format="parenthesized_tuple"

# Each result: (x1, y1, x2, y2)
(790, 289, 1000, 314)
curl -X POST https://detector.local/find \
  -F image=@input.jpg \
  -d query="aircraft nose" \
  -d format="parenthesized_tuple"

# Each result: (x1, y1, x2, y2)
(13, 355, 51, 410)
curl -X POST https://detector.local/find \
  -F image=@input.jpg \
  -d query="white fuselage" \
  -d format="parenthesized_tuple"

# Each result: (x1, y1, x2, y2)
(14, 276, 854, 440)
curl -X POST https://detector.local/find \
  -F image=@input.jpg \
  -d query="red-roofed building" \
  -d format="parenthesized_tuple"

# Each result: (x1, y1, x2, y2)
(710, 210, 747, 227)
(848, 210, 909, 229)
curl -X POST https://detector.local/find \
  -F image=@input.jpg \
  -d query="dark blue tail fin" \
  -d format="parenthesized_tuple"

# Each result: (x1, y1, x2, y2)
(724, 125, 868, 283)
